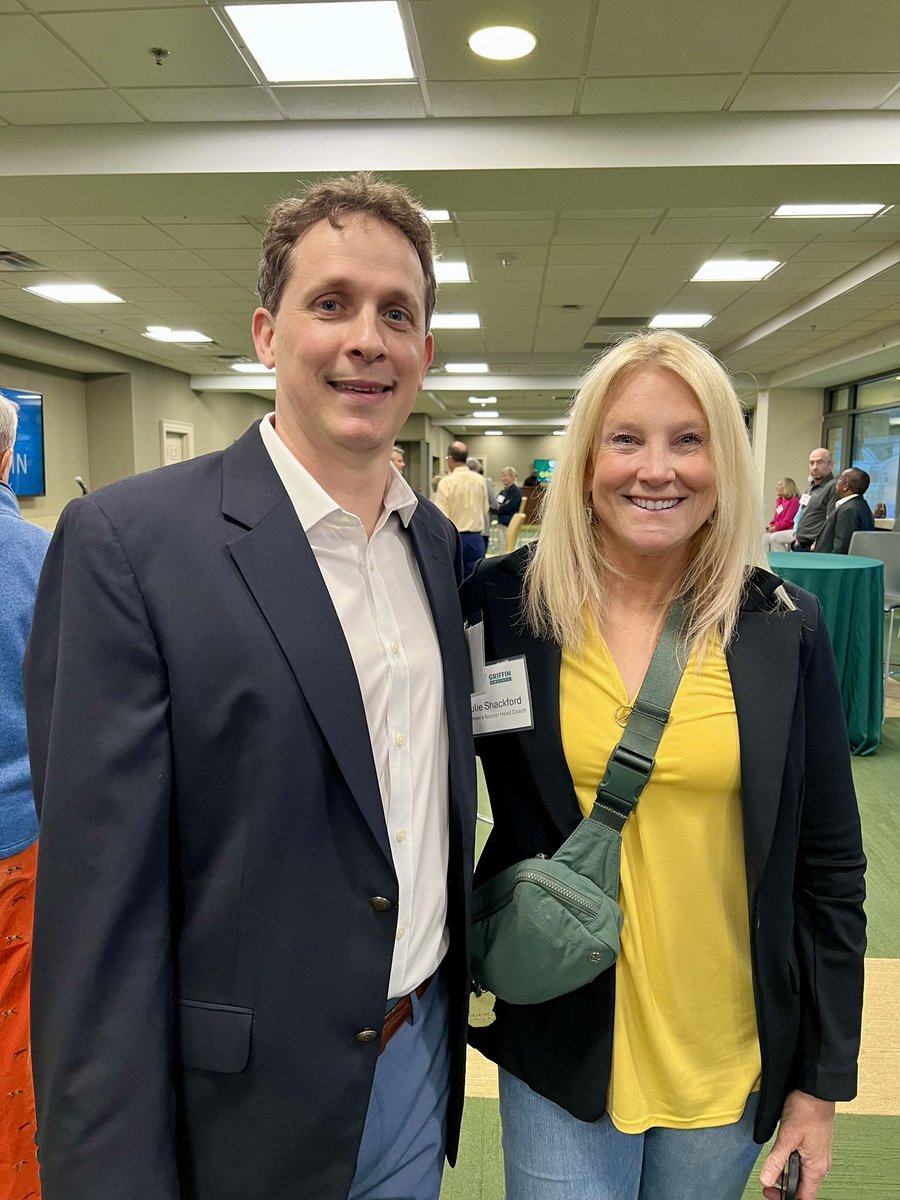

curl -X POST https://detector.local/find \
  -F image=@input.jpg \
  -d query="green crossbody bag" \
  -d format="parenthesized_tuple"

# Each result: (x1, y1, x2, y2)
(470, 602, 686, 1008)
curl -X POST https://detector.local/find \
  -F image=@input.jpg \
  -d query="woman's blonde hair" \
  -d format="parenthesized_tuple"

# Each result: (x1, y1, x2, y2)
(779, 476, 800, 499)
(525, 329, 778, 657)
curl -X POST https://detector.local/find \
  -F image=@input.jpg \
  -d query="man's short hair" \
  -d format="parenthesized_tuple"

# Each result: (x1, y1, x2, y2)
(466, 457, 483, 473)
(0, 395, 18, 454)
(447, 443, 468, 465)
(842, 467, 870, 494)
(258, 172, 437, 323)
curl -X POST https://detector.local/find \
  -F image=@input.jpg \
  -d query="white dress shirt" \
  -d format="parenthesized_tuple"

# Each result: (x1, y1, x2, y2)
(259, 415, 449, 998)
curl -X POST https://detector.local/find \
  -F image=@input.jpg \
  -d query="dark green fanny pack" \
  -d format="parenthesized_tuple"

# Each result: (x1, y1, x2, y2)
(470, 602, 685, 1007)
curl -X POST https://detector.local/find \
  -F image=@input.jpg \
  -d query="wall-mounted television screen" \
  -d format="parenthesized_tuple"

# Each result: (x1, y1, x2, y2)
(1, 387, 46, 497)
(534, 458, 557, 484)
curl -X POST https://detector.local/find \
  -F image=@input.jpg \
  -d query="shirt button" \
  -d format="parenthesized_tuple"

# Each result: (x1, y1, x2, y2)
(395, 733, 406, 747)
(369, 896, 392, 912)
(396, 927, 406, 941)
(395, 829, 407, 843)
(390, 641, 400, 654)
(355, 1029, 378, 1044)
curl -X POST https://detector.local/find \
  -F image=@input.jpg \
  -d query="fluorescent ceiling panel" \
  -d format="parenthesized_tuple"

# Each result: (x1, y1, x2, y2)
(469, 396, 498, 404)
(468, 26, 536, 61)
(691, 260, 781, 282)
(773, 203, 887, 218)
(431, 313, 480, 329)
(445, 362, 488, 373)
(144, 325, 212, 344)
(231, 362, 275, 373)
(435, 261, 470, 283)
(226, 2, 414, 83)
(425, 210, 451, 222)
(470, 410, 499, 418)
(484, 430, 504, 436)
(25, 283, 124, 303)
(649, 313, 713, 328)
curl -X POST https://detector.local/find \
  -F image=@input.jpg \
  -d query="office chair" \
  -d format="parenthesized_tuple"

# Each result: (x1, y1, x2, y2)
(848, 530, 900, 686)
(505, 512, 526, 553)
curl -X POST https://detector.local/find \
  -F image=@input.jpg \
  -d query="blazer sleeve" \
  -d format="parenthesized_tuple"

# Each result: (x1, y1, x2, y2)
(792, 599, 867, 1099)
(24, 496, 179, 1200)
(831, 503, 859, 555)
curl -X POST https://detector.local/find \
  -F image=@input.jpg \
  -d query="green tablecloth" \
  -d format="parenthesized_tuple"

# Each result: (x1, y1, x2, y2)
(767, 552, 884, 755)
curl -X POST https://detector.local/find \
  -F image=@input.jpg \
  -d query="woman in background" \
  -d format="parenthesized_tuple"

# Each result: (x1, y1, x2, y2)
(764, 476, 801, 551)
(463, 331, 866, 1200)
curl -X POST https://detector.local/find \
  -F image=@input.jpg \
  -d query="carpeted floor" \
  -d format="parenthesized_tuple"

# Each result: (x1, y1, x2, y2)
(447, 716, 900, 1199)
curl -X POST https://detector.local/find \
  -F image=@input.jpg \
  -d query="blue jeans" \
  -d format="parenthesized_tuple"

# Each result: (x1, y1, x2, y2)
(499, 1069, 761, 1200)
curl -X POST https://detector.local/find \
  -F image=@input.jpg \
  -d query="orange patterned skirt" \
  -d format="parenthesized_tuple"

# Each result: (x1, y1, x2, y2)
(0, 841, 40, 1200)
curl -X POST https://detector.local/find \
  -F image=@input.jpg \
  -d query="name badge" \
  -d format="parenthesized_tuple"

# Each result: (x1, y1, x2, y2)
(471, 655, 533, 736)
(799, 492, 811, 507)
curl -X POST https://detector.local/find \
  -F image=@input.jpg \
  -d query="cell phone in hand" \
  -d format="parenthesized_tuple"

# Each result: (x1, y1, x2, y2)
(780, 1150, 801, 1200)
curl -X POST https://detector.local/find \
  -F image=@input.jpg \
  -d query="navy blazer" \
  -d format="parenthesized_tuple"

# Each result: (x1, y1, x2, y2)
(25, 424, 477, 1200)
(461, 547, 866, 1143)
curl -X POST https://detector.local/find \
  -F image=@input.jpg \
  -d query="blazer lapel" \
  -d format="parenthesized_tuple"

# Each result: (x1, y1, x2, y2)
(485, 567, 581, 839)
(728, 575, 804, 903)
(221, 428, 391, 865)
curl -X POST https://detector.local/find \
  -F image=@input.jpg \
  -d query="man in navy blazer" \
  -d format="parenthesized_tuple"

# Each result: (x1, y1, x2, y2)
(25, 175, 476, 1200)
(814, 467, 875, 554)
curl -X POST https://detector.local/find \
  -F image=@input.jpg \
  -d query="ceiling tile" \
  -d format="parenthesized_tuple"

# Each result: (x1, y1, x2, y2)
(274, 85, 425, 120)
(793, 240, 893, 262)
(0, 14, 104, 90)
(123, 86, 282, 122)
(429, 80, 577, 118)
(21, 0, 199, 9)
(411, 0, 594, 81)
(548, 244, 632, 266)
(73, 225, 184, 251)
(109, 249, 210, 271)
(651, 216, 761, 242)
(630, 242, 718, 264)
(24, 250, 128, 272)
(139, 269, 234, 288)
(42, 7, 255, 88)
(732, 74, 898, 110)
(587, 0, 785, 75)
(754, 0, 900, 73)
(157, 224, 261, 249)
(1, 226, 91, 251)
(555, 218, 657, 242)
(580, 75, 738, 114)
(0, 89, 140, 123)
(458, 220, 554, 246)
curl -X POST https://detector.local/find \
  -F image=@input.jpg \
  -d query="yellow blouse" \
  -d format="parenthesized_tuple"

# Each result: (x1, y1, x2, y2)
(560, 625, 761, 1133)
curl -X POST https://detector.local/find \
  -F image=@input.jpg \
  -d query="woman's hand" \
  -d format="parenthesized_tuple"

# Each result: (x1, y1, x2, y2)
(760, 1090, 835, 1199)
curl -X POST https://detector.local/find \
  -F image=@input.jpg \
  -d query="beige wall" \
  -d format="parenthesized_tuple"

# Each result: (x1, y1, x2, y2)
(0, 355, 89, 531)
(440, 432, 567, 486)
(753, 387, 825, 511)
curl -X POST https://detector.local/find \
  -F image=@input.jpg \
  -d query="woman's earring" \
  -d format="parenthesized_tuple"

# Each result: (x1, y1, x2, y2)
(585, 501, 594, 524)
(707, 510, 717, 525)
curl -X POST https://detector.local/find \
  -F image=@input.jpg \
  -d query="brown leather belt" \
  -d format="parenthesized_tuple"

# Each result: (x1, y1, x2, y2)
(379, 974, 434, 1054)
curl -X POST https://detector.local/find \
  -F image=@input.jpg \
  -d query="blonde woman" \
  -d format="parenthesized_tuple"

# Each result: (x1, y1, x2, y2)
(462, 331, 865, 1200)
(764, 476, 801, 552)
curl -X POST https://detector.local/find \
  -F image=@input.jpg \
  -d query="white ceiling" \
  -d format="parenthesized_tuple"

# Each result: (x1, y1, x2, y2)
(1, 0, 900, 433)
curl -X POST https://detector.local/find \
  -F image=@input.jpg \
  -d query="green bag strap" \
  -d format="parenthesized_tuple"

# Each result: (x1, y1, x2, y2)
(589, 599, 687, 833)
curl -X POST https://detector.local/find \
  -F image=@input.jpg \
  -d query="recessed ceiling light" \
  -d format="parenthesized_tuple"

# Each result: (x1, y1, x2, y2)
(25, 283, 124, 304)
(649, 313, 713, 328)
(471, 411, 499, 419)
(225, 1, 413, 82)
(484, 430, 504, 437)
(425, 209, 451, 222)
(552, 429, 567, 436)
(691, 260, 781, 282)
(431, 313, 481, 329)
(435, 261, 470, 284)
(231, 361, 275, 374)
(773, 203, 887, 219)
(144, 325, 212, 344)
(468, 396, 498, 405)
(468, 25, 536, 61)
(445, 362, 489, 373)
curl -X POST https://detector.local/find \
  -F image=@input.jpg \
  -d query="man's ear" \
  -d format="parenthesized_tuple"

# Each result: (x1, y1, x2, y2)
(0, 446, 12, 484)
(251, 307, 277, 369)
(419, 331, 434, 387)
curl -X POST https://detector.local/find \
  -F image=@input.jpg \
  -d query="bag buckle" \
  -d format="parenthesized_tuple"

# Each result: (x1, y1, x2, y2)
(593, 743, 654, 830)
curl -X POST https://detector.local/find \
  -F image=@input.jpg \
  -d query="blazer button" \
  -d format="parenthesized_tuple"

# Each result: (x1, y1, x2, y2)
(369, 896, 392, 912)
(355, 1029, 378, 1044)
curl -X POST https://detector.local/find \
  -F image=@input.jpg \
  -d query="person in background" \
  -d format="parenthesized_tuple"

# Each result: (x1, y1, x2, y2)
(391, 445, 405, 475)
(463, 330, 865, 1200)
(434, 441, 489, 578)
(0, 394, 50, 1200)
(814, 467, 875, 554)
(792, 448, 836, 551)
(467, 457, 496, 552)
(25, 173, 476, 1200)
(763, 477, 801, 552)
(495, 467, 523, 528)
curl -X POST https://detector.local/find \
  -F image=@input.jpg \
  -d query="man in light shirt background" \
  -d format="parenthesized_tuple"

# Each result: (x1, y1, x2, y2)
(434, 440, 489, 577)
(26, 173, 476, 1200)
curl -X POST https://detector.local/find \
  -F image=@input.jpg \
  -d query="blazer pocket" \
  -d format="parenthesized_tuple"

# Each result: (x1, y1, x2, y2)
(177, 998, 253, 1073)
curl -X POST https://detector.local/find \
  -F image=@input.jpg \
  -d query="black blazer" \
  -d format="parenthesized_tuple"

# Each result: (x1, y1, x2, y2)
(815, 494, 875, 554)
(25, 424, 477, 1200)
(496, 483, 523, 526)
(461, 547, 866, 1143)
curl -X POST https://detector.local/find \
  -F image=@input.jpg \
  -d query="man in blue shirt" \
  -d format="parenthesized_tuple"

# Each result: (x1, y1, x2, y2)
(0, 394, 50, 1197)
